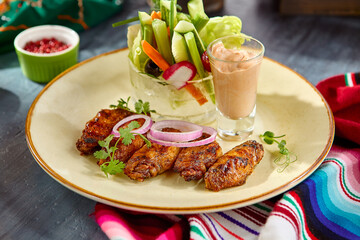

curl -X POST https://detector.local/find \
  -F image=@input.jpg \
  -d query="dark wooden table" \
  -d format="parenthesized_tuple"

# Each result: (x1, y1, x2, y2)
(1, 0, 359, 239)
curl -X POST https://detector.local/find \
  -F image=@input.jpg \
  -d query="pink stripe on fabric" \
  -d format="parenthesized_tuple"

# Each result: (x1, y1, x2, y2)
(156, 222, 183, 240)
(98, 219, 137, 240)
(327, 147, 360, 194)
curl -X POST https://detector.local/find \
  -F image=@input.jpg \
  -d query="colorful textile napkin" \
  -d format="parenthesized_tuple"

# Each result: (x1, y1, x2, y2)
(94, 73, 360, 240)
(0, 0, 124, 53)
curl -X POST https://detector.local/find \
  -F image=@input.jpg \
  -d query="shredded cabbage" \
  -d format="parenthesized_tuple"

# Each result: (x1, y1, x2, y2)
(199, 16, 242, 48)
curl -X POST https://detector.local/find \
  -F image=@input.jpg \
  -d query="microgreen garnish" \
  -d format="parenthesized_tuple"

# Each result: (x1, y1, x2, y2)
(260, 131, 297, 172)
(93, 120, 151, 177)
(135, 99, 156, 115)
(110, 97, 156, 115)
(110, 96, 131, 111)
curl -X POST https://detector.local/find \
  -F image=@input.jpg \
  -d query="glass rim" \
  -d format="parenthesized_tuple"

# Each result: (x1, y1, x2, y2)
(206, 34, 265, 64)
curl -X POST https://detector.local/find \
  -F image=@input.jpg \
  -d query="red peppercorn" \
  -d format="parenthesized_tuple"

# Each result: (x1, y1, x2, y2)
(24, 37, 71, 53)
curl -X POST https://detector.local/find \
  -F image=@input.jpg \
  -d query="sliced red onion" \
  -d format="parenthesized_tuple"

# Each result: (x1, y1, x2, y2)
(147, 125, 217, 147)
(149, 120, 203, 142)
(111, 114, 153, 138)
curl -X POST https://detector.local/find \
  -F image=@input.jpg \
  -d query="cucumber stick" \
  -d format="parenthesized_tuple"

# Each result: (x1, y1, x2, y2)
(174, 20, 206, 55)
(187, 0, 209, 32)
(131, 30, 149, 71)
(171, 32, 190, 63)
(184, 32, 215, 104)
(152, 19, 174, 65)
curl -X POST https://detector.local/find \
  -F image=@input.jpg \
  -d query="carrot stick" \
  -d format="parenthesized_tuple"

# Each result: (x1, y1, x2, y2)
(142, 40, 208, 106)
(151, 11, 161, 20)
(184, 84, 208, 106)
(141, 40, 170, 71)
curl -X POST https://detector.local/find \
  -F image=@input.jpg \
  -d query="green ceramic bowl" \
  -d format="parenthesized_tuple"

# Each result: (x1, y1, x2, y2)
(14, 25, 79, 83)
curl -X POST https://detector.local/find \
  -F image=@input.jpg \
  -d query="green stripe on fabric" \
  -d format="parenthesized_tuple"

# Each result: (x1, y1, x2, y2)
(283, 194, 309, 240)
(190, 225, 207, 239)
(325, 158, 360, 200)
(345, 73, 353, 87)
(253, 203, 272, 212)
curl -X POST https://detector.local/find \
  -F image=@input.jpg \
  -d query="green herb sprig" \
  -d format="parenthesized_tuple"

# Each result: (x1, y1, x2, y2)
(110, 96, 131, 111)
(93, 121, 151, 177)
(260, 131, 297, 172)
(110, 97, 156, 115)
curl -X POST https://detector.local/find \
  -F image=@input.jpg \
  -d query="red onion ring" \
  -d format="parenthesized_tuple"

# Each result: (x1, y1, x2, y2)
(149, 120, 203, 142)
(147, 126, 217, 147)
(111, 114, 153, 138)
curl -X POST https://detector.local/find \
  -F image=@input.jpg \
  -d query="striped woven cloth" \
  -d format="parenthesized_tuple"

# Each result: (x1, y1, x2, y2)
(94, 73, 360, 240)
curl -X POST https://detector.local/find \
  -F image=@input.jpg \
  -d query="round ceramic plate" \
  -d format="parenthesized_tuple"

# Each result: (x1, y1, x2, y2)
(26, 49, 334, 214)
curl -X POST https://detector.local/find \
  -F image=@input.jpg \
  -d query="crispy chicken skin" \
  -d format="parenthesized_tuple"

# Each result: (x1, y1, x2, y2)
(173, 133, 222, 181)
(204, 140, 264, 191)
(97, 119, 146, 166)
(76, 108, 133, 155)
(124, 128, 182, 181)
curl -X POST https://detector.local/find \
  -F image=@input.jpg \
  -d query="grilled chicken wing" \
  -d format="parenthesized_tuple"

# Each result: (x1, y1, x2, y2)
(124, 128, 181, 181)
(173, 133, 222, 181)
(204, 140, 264, 191)
(76, 108, 133, 155)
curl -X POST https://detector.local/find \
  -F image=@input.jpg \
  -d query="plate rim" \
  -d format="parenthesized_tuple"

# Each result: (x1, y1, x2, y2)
(25, 48, 335, 213)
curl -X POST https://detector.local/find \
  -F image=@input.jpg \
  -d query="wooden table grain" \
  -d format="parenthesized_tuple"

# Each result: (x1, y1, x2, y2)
(0, 0, 359, 239)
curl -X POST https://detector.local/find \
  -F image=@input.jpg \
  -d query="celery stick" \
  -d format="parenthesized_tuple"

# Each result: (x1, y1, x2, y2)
(172, 32, 190, 63)
(169, 0, 177, 39)
(187, 0, 209, 32)
(152, 19, 174, 65)
(184, 32, 215, 104)
(139, 12, 154, 45)
(160, 0, 171, 24)
(143, 25, 154, 45)
(184, 32, 206, 78)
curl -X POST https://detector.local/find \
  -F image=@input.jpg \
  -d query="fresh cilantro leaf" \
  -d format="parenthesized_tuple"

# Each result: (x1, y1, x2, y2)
(259, 131, 297, 172)
(100, 160, 126, 177)
(93, 149, 110, 160)
(118, 121, 139, 145)
(134, 99, 156, 115)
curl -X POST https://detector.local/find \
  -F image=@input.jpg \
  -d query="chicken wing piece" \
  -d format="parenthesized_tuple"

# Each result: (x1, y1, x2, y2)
(173, 134, 222, 181)
(204, 140, 264, 191)
(124, 128, 182, 181)
(76, 108, 133, 155)
(97, 119, 146, 166)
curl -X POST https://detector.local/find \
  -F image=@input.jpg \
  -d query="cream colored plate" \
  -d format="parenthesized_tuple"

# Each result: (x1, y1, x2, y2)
(26, 49, 334, 214)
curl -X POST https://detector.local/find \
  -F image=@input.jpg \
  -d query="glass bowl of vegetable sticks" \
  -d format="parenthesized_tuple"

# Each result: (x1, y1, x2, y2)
(129, 61, 216, 124)
(122, 0, 243, 124)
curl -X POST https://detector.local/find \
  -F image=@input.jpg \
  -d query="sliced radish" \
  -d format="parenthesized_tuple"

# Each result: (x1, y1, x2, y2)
(162, 61, 197, 89)
(201, 51, 211, 72)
